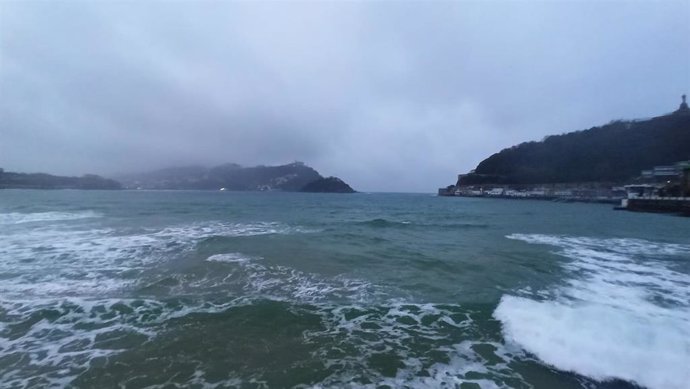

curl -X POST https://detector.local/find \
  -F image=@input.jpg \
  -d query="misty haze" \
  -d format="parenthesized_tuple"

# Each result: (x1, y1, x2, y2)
(0, 1, 689, 389)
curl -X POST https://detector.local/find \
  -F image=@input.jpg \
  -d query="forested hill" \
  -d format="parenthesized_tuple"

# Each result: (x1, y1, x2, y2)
(458, 113, 690, 186)
(116, 162, 355, 192)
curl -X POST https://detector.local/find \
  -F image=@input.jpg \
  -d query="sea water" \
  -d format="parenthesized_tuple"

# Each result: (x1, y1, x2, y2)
(0, 190, 688, 388)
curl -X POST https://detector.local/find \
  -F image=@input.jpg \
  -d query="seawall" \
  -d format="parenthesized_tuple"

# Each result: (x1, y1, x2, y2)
(626, 198, 690, 216)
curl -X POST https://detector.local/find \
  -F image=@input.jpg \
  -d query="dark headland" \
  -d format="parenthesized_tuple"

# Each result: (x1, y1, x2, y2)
(116, 162, 356, 193)
(439, 95, 690, 208)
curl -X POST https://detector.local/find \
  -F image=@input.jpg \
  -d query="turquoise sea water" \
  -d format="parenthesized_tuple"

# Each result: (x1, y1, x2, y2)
(0, 190, 688, 388)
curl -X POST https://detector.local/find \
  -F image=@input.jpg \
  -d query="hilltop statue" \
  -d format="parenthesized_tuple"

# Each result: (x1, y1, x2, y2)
(677, 94, 690, 114)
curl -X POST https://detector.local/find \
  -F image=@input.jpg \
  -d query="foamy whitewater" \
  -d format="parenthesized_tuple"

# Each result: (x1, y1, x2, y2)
(0, 190, 688, 388)
(496, 235, 690, 389)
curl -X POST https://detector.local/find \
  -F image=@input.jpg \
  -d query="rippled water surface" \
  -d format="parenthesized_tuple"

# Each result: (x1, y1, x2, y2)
(0, 190, 688, 388)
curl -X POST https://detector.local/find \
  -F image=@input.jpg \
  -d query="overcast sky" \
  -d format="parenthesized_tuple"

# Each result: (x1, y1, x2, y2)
(1, 1, 688, 192)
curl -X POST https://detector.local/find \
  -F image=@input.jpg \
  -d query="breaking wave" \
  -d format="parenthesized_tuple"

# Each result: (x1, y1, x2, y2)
(495, 234, 690, 389)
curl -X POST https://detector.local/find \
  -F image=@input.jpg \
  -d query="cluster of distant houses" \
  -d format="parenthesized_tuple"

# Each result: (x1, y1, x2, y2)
(440, 185, 625, 203)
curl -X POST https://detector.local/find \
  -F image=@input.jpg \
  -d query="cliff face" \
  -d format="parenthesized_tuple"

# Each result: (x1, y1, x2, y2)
(117, 162, 355, 192)
(458, 113, 690, 186)
(0, 170, 121, 189)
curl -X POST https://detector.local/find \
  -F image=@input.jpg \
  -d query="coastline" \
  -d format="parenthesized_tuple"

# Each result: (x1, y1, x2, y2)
(439, 192, 621, 204)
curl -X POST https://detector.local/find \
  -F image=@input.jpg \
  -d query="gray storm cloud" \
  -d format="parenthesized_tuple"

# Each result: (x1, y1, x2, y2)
(1, 1, 688, 192)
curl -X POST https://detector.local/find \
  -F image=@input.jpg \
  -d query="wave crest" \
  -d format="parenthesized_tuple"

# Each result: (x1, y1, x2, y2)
(496, 234, 690, 389)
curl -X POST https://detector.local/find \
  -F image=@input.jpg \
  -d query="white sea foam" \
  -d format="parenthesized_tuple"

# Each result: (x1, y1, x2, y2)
(0, 221, 305, 298)
(378, 341, 516, 389)
(307, 302, 525, 388)
(0, 250, 521, 388)
(203, 252, 509, 386)
(0, 210, 101, 224)
(0, 213, 375, 387)
(496, 234, 690, 389)
(0, 211, 539, 387)
(202, 252, 380, 304)
(206, 253, 254, 263)
(0, 297, 251, 388)
(248, 265, 378, 304)
(0, 251, 383, 387)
